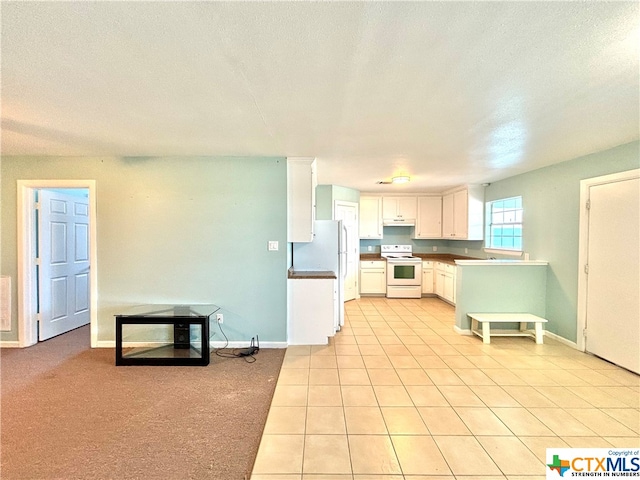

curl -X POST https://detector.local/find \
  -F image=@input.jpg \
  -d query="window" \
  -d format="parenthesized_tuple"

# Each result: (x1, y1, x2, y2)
(486, 196, 523, 251)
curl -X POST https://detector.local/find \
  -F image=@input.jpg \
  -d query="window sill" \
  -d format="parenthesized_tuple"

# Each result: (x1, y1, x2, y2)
(483, 248, 523, 257)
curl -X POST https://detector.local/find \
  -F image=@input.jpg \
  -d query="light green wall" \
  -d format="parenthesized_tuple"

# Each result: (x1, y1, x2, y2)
(1, 156, 288, 343)
(316, 184, 360, 220)
(485, 141, 639, 341)
(455, 264, 547, 331)
(316, 185, 333, 220)
(445, 240, 486, 258)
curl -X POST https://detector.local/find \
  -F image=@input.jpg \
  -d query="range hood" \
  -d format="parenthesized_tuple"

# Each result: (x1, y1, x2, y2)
(383, 218, 416, 226)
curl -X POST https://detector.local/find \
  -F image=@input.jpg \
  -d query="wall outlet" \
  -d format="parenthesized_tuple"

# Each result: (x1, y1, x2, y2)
(368, 246, 372, 252)
(268, 241, 279, 251)
(216, 313, 224, 324)
(465, 248, 468, 254)
(432, 246, 437, 252)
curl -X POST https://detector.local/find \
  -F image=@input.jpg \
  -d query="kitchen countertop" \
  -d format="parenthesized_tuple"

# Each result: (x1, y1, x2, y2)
(360, 253, 480, 264)
(288, 268, 337, 279)
(455, 259, 548, 266)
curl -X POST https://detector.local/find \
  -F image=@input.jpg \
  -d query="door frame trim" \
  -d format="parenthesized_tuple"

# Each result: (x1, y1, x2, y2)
(17, 180, 98, 348)
(576, 168, 639, 352)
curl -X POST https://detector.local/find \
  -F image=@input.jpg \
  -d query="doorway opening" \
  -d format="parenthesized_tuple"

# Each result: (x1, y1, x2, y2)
(17, 180, 98, 348)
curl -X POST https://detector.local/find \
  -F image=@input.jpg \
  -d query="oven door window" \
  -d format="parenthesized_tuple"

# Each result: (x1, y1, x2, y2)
(393, 264, 415, 279)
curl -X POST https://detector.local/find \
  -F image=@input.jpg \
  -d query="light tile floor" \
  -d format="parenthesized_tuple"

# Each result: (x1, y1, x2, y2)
(251, 297, 640, 480)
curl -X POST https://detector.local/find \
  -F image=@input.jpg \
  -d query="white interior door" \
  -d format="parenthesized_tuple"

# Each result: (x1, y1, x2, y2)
(334, 201, 358, 301)
(38, 190, 91, 341)
(584, 176, 639, 373)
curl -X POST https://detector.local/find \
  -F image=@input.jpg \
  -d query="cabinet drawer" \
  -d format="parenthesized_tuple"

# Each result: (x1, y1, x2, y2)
(444, 263, 456, 273)
(360, 261, 386, 269)
(422, 261, 433, 268)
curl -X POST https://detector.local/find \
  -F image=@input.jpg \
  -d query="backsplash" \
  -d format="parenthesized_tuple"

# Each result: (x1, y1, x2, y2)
(360, 226, 488, 258)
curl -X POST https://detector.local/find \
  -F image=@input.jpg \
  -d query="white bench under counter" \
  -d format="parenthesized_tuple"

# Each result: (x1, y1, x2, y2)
(467, 312, 548, 344)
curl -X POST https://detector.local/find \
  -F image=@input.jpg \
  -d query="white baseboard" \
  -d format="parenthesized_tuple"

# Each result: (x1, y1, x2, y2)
(211, 341, 287, 349)
(453, 325, 473, 336)
(0, 341, 21, 348)
(450, 326, 580, 350)
(94, 340, 288, 349)
(543, 330, 579, 349)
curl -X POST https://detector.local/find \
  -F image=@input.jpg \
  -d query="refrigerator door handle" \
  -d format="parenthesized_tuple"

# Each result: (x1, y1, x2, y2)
(341, 224, 348, 279)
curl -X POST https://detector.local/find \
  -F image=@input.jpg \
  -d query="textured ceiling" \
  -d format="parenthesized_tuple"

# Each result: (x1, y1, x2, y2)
(1, 1, 638, 192)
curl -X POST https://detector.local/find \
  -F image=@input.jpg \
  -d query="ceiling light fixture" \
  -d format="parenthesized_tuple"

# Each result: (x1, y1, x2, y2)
(392, 176, 410, 184)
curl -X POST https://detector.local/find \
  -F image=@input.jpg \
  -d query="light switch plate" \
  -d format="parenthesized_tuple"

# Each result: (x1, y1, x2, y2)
(268, 241, 279, 251)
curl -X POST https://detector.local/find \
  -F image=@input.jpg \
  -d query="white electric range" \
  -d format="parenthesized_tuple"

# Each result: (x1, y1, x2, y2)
(380, 245, 423, 298)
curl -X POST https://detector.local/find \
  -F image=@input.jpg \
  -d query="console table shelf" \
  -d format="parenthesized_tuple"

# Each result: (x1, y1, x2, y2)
(115, 304, 219, 366)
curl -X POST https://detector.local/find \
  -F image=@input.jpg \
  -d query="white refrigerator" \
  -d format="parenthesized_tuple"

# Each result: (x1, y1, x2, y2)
(292, 220, 346, 332)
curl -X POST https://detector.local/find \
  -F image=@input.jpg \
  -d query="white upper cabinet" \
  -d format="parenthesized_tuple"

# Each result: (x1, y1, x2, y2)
(414, 196, 442, 238)
(382, 196, 417, 224)
(287, 157, 317, 242)
(359, 195, 383, 239)
(441, 185, 484, 240)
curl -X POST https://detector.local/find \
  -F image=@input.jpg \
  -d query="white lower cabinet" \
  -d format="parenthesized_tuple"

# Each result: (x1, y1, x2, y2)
(359, 259, 455, 301)
(360, 260, 386, 295)
(288, 278, 336, 345)
(435, 262, 456, 304)
(422, 261, 434, 294)
(435, 264, 445, 298)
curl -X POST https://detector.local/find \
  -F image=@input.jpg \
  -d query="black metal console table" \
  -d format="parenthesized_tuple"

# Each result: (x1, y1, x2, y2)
(115, 304, 219, 366)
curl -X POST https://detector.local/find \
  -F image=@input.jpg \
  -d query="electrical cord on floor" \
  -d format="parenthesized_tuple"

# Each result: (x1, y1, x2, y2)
(213, 322, 259, 363)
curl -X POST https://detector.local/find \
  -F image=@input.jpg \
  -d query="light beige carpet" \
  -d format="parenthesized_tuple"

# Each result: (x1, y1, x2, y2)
(1, 326, 284, 480)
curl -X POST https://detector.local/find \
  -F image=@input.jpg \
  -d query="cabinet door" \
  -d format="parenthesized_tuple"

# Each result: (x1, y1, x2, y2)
(435, 270, 445, 297)
(452, 272, 457, 304)
(360, 270, 386, 294)
(397, 197, 417, 219)
(382, 197, 398, 219)
(442, 193, 454, 237)
(443, 274, 453, 302)
(466, 185, 485, 240)
(288, 279, 334, 345)
(383, 196, 417, 219)
(422, 267, 434, 294)
(415, 196, 442, 238)
(441, 186, 484, 241)
(359, 196, 383, 239)
(287, 158, 317, 242)
(453, 189, 468, 239)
